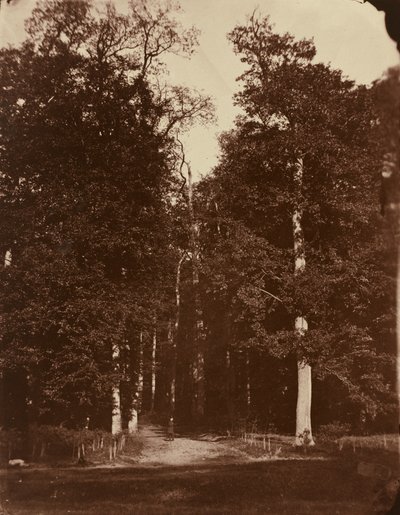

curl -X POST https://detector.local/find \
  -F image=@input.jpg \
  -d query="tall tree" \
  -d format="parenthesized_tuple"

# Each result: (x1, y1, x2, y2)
(0, 0, 213, 431)
(200, 12, 388, 440)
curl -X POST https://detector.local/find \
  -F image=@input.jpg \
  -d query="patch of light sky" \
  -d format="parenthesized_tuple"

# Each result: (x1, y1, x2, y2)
(1, 0, 398, 179)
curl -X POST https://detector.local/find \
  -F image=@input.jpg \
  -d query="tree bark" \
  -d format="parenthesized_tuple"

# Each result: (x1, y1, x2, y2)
(293, 157, 315, 446)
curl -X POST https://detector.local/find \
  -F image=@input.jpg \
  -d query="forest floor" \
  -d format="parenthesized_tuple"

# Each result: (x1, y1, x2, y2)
(0, 424, 397, 514)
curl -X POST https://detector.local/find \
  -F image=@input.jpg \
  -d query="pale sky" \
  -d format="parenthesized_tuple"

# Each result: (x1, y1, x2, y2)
(1, 0, 399, 178)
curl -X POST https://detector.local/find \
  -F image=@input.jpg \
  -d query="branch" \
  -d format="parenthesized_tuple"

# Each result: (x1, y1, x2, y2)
(176, 137, 187, 195)
(322, 365, 361, 396)
(254, 287, 283, 304)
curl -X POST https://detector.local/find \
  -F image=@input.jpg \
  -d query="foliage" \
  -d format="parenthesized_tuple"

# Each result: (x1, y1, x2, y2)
(195, 12, 396, 431)
(317, 421, 351, 442)
(0, 3, 396, 438)
(0, 0, 212, 429)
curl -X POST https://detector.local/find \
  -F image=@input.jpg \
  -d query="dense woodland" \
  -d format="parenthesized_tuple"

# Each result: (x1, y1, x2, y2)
(0, 0, 398, 448)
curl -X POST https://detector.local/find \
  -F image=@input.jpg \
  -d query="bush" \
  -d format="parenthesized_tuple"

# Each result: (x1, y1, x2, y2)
(317, 422, 351, 442)
(0, 426, 143, 466)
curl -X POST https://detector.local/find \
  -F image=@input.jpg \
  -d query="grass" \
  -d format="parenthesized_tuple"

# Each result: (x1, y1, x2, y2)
(0, 455, 391, 514)
(1, 433, 398, 514)
(233, 432, 399, 464)
(337, 434, 398, 452)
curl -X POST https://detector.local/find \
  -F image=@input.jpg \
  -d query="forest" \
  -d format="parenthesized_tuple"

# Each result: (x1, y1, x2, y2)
(0, 0, 399, 460)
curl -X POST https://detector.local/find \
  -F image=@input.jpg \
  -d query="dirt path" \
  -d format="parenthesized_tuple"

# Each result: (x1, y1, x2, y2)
(137, 424, 250, 466)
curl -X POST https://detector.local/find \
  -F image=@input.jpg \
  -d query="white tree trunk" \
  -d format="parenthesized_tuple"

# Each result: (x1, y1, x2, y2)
(294, 317, 314, 445)
(111, 388, 122, 434)
(112, 345, 122, 435)
(150, 325, 157, 412)
(293, 157, 315, 446)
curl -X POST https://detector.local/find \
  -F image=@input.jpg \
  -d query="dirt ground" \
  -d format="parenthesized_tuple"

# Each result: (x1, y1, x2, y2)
(0, 424, 393, 514)
(136, 425, 251, 466)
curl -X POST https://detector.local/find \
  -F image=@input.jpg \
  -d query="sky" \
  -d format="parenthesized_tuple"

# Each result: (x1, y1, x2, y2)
(1, 0, 399, 178)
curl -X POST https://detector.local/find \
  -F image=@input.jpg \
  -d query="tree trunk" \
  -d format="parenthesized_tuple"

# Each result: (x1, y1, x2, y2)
(192, 318, 205, 421)
(293, 157, 315, 446)
(245, 350, 251, 417)
(397, 231, 400, 446)
(223, 312, 235, 426)
(295, 317, 314, 445)
(137, 331, 144, 411)
(168, 321, 175, 411)
(128, 408, 138, 433)
(111, 345, 122, 435)
(170, 254, 184, 414)
(0, 250, 11, 428)
(126, 331, 144, 433)
(187, 164, 205, 422)
(150, 324, 157, 412)
(226, 348, 235, 427)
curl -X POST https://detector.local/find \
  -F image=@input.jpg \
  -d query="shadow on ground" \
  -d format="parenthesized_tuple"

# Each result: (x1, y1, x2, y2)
(1, 459, 378, 514)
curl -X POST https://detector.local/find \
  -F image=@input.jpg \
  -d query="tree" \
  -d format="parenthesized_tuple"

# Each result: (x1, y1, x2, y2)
(199, 11, 390, 441)
(0, 0, 213, 431)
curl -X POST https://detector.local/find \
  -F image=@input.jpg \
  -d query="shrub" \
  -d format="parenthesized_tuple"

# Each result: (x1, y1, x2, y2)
(0, 426, 143, 466)
(317, 422, 351, 442)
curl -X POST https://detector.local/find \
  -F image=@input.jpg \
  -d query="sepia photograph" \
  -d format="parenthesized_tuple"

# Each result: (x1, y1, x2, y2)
(0, 0, 399, 513)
